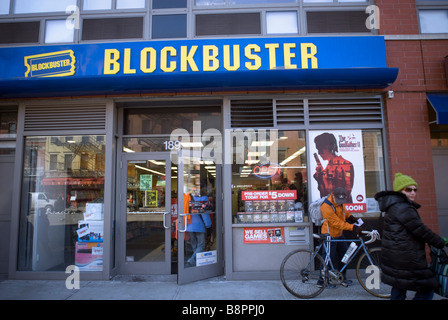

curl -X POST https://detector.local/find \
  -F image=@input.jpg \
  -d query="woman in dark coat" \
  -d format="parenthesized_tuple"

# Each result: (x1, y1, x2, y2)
(375, 173, 447, 300)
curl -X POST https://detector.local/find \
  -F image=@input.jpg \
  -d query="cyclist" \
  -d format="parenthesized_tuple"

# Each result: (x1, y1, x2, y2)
(318, 187, 364, 287)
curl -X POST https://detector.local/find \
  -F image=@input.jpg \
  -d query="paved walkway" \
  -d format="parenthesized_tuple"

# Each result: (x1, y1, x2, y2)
(0, 276, 409, 300)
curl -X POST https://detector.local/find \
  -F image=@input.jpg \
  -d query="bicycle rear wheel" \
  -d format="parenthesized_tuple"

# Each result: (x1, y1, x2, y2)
(280, 249, 327, 299)
(356, 247, 391, 298)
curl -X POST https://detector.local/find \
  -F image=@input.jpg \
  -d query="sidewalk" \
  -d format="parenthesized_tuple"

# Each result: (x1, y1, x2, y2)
(0, 276, 418, 300)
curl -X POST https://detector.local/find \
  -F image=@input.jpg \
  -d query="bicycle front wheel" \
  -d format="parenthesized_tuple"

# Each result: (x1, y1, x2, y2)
(280, 249, 327, 299)
(356, 247, 391, 298)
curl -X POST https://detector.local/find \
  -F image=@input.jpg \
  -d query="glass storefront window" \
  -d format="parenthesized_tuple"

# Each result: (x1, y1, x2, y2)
(123, 107, 221, 136)
(18, 135, 105, 272)
(0, 109, 17, 155)
(231, 129, 386, 225)
(122, 105, 221, 153)
(362, 130, 386, 213)
(231, 130, 307, 224)
(0, 110, 16, 138)
(429, 103, 448, 147)
(431, 130, 448, 147)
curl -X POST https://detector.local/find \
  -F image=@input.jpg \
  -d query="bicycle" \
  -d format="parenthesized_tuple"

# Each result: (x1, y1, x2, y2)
(280, 230, 391, 299)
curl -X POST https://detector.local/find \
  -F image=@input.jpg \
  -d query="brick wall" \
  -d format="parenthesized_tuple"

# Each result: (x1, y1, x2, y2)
(384, 91, 440, 229)
(377, 0, 448, 230)
(376, 0, 420, 35)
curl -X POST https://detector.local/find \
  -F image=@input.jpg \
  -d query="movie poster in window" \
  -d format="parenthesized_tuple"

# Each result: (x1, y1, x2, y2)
(145, 190, 158, 207)
(309, 130, 366, 213)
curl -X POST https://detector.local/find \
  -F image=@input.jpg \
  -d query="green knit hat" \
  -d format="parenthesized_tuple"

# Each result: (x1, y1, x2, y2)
(393, 173, 418, 192)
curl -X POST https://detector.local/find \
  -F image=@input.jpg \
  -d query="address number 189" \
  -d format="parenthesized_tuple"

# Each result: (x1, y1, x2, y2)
(164, 140, 181, 150)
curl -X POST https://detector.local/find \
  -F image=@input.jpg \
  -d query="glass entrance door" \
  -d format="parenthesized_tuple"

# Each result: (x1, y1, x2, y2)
(119, 153, 171, 274)
(177, 158, 223, 284)
(118, 152, 223, 282)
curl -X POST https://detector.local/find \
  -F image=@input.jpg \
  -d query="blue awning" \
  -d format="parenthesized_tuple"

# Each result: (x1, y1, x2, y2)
(0, 67, 399, 99)
(427, 94, 448, 125)
(0, 36, 399, 99)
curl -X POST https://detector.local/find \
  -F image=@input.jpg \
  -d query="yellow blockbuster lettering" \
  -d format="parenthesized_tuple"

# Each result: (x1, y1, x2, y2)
(104, 49, 120, 75)
(284, 43, 297, 69)
(301, 43, 318, 69)
(245, 44, 261, 70)
(223, 45, 240, 71)
(264, 43, 279, 70)
(140, 48, 156, 73)
(181, 46, 199, 72)
(123, 48, 136, 74)
(161, 47, 177, 72)
(203, 45, 219, 71)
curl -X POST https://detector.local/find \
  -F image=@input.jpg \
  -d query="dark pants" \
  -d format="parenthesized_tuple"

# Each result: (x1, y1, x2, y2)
(390, 287, 434, 300)
(322, 235, 349, 276)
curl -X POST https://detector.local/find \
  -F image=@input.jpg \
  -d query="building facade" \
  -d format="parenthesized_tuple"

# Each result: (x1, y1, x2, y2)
(0, 0, 447, 283)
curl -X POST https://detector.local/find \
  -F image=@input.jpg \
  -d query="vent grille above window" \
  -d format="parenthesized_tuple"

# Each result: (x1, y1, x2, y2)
(228, 96, 382, 128)
(275, 100, 305, 126)
(0, 22, 40, 44)
(24, 104, 107, 133)
(230, 100, 274, 128)
(308, 98, 382, 125)
(82, 17, 144, 41)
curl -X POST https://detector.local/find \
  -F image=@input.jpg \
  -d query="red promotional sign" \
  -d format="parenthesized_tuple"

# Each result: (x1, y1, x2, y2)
(241, 190, 297, 201)
(344, 203, 367, 213)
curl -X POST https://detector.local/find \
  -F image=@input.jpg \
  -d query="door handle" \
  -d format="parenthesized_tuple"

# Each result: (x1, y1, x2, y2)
(163, 211, 170, 229)
(178, 213, 188, 233)
(145, 212, 170, 229)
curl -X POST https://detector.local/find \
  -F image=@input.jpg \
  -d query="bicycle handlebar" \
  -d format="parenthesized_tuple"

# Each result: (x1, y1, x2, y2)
(361, 230, 381, 244)
(312, 230, 381, 244)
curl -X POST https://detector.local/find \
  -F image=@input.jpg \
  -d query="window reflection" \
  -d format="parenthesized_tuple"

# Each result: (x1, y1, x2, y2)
(18, 135, 105, 272)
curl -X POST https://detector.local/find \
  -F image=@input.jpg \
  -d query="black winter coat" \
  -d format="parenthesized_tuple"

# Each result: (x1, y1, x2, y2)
(374, 190, 445, 291)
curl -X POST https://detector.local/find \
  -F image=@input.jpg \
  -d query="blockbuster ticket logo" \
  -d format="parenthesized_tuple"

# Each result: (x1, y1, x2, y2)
(24, 50, 76, 78)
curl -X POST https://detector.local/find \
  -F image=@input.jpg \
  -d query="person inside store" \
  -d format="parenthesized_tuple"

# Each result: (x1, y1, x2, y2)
(185, 188, 213, 268)
(313, 132, 354, 203)
(375, 173, 448, 300)
(318, 187, 364, 287)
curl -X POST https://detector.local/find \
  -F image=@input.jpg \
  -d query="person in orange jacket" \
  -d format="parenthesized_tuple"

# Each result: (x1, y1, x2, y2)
(318, 187, 363, 287)
(321, 188, 363, 238)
